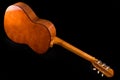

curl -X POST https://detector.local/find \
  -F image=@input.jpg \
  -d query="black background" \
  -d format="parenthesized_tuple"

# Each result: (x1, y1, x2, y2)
(112, 0, 120, 8)
(0, 0, 119, 80)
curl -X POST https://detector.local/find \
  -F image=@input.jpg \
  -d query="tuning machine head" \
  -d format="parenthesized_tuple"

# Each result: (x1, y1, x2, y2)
(92, 60, 114, 78)
(92, 67, 104, 77)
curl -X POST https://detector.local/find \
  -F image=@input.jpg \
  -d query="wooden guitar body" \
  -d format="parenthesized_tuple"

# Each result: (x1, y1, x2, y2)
(4, 2, 114, 78)
(4, 2, 56, 54)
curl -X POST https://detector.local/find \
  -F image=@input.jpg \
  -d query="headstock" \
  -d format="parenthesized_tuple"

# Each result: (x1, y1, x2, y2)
(92, 60, 114, 78)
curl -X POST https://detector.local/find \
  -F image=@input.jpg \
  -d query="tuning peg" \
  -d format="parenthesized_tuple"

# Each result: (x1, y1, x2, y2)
(97, 60, 101, 64)
(102, 63, 106, 67)
(97, 71, 100, 74)
(106, 66, 110, 70)
(93, 68, 96, 71)
(101, 74, 104, 77)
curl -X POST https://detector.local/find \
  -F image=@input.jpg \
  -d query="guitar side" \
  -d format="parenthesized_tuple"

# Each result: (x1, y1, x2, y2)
(4, 2, 114, 78)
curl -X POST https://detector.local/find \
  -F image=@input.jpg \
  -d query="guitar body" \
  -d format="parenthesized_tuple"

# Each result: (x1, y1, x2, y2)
(4, 2, 114, 78)
(4, 2, 56, 54)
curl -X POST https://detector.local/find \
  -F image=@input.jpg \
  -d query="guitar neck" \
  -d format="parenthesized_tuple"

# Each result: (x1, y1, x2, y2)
(53, 37, 97, 62)
(53, 37, 114, 78)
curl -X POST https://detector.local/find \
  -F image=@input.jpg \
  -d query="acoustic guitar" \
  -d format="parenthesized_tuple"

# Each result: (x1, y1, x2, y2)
(4, 2, 114, 78)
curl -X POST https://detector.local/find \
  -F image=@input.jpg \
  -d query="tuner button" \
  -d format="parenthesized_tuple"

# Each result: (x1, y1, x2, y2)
(101, 74, 104, 77)
(102, 63, 106, 67)
(97, 60, 101, 64)
(97, 71, 100, 74)
(106, 66, 110, 70)
(93, 68, 96, 70)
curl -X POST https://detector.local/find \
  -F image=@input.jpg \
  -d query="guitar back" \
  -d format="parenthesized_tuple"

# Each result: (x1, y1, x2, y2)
(4, 2, 56, 54)
(4, 2, 114, 78)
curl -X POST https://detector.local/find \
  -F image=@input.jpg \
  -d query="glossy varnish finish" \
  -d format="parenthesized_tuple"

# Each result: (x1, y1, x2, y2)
(4, 2, 56, 54)
(4, 2, 114, 78)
